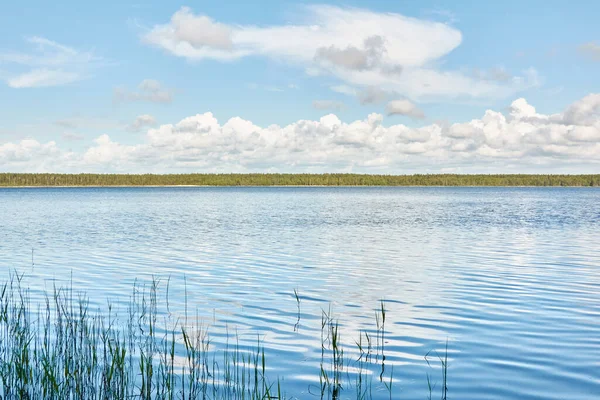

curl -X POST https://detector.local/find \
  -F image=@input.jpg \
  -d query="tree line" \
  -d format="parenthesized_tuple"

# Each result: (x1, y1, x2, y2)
(0, 173, 598, 187)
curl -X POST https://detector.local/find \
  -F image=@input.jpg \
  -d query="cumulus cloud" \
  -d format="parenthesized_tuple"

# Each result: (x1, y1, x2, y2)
(0, 139, 56, 160)
(143, 6, 538, 101)
(313, 100, 345, 111)
(2, 94, 600, 173)
(562, 94, 600, 126)
(0, 139, 75, 171)
(387, 100, 426, 119)
(1, 37, 98, 88)
(114, 79, 173, 103)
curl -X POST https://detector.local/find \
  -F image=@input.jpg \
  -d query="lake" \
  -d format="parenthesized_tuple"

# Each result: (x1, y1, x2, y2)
(1, 187, 599, 399)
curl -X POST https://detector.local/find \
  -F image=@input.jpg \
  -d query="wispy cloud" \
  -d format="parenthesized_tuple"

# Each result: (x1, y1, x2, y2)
(329, 85, 356, 96)
(247, 83, 297, 92)
(114, 79, 173, 103)
(53, 115, 121, 131)
(358, 86, 390, 104)
(61, 132, 85, 141)
(142, 6, 539, 102)
(1, 37, 99, 88)
(8, 69, 81, 88)
(127, 114, 157, 132)
(578, 42, 600, 61)
(422, 9, 459, 25)
(313, 100, 345, 111)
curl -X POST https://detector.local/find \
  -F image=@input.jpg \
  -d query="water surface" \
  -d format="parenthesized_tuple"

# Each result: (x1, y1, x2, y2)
(1, 187, 599, 399)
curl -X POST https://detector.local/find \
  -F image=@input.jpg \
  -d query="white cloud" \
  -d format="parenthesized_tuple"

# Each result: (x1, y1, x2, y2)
(127, 114, 157, 132)
(469, 67, 514, 83)
(0, 139, 75, 172)
(62, 132, 85, 141)
(358, 86, 389, 105)
(424, 9, 459, 25)
(143, 6, 538, 101)
(168, 8, 233, 50)
(1, 37, 98, 88)
(333, 66, 539, 102)
(2, 94, 600, 173)
(387, 100, 425, 119)
(0, 139, 59, 162)
(7, 69, 80, 88)
(114, 79, 173, 103)
(562, 94, 600, 126)
(82, 134, 139, 165)
(143, 7, 243, 61)
(313, 35, 400, 74)
(330, 85, 357, 96)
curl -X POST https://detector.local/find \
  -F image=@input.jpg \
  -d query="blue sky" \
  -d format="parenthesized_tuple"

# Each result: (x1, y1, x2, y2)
(1, 1, 599, 173)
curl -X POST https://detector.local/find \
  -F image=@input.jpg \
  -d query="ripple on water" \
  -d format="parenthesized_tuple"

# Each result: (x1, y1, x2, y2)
(0, 187, 599, 399)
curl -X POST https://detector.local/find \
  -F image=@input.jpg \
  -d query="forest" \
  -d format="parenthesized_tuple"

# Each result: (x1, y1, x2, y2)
(0, 173, 599, 186)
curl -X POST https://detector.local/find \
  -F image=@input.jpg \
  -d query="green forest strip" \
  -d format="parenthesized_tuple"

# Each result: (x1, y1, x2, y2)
(1, 173, 599, 186)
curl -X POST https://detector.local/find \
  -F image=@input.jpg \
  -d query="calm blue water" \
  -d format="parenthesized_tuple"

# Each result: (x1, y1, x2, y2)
(1, 187, 599, 399)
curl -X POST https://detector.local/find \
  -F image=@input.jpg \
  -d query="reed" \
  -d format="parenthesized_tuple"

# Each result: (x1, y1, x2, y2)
(0, 274, 450, 399)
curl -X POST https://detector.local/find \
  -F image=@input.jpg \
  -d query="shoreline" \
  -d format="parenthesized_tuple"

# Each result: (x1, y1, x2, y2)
(2, 173, 598, 188)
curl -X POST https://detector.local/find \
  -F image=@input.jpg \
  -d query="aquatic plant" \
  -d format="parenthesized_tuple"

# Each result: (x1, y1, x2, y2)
(0, 274, 449, 399)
